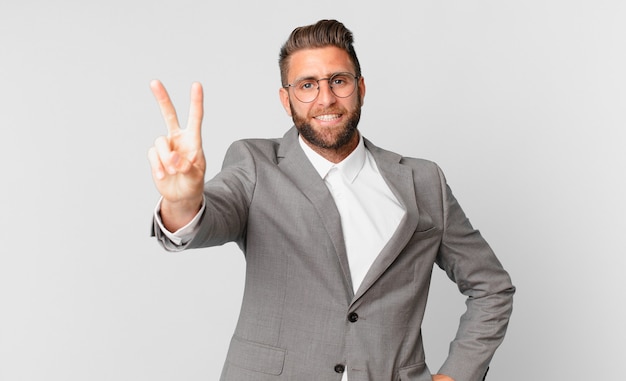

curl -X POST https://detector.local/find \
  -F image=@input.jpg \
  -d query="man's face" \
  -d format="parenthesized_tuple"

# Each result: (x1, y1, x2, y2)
(279, 46, 366, 150)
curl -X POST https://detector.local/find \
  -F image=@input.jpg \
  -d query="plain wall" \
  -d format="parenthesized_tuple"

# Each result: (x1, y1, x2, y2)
(1, 1, 624, 380)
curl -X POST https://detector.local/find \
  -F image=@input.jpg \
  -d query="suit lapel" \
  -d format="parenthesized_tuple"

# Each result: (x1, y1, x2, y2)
(277, 127, 355, 296)
(351, 139, 420, 305)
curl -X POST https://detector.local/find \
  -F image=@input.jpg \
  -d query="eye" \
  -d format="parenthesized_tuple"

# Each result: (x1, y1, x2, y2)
(298, 80, 317, 91)
(331, 75, 350, 87)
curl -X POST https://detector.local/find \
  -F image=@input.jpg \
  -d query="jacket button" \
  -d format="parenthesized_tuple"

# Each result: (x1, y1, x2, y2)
(334, 364, 345, 373)
(348, 312, 359, 322)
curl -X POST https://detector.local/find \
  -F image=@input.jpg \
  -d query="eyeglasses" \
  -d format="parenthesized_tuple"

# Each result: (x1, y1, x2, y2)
(283, 72, 360, 103)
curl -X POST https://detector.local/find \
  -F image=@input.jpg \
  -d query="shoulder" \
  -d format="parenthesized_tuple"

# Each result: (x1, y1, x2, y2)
(364, 137, 442, 174)
(228, 136, 282, 152)
(224, 126, 300, 165)
(224, 137, 283, 164)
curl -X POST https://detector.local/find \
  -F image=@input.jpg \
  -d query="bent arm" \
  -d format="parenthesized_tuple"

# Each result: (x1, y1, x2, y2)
(434, 167, 515, 381)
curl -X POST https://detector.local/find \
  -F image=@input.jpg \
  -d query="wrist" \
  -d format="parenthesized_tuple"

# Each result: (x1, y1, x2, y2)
(160, 195, 203, 231)
(162, 195, 203, 211)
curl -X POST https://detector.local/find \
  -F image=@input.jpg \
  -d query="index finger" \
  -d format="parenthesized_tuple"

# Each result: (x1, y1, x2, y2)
(150, 79, 180, 135)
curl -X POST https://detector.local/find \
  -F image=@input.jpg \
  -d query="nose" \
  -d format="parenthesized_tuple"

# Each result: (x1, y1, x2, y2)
(316, 79, 337, 106)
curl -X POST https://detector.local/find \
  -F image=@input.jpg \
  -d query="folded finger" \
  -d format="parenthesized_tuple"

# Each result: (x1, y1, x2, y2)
(153, 135, 178, 175)
(147, 146, 165, 180)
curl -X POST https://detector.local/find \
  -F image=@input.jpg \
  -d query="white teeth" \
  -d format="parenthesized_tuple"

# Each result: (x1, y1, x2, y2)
(315, 114, 340, 121)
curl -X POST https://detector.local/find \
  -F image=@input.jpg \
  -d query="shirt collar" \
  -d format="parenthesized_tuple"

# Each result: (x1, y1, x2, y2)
(298, 133, 366, 183)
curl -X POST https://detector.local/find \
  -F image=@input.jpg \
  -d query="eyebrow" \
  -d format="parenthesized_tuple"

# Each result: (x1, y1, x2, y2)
(293, 75, 318, 82)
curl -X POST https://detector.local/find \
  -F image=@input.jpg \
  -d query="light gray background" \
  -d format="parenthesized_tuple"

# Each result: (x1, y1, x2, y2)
(1, 1, 624, 380)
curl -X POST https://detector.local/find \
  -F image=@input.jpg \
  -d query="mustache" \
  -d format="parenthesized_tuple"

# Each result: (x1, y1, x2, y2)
(310, 107, 345, 115)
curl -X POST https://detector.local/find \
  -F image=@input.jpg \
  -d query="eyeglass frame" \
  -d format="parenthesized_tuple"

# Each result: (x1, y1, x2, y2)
(282, 72, 361, 103)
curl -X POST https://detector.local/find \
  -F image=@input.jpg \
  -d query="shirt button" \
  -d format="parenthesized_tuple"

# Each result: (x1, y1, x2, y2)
(348, 312, 359, 323)
(334, 364, 345, 373)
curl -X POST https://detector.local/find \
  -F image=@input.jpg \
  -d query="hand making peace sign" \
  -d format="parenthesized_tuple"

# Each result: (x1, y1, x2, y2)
(148, 80, 206, 231)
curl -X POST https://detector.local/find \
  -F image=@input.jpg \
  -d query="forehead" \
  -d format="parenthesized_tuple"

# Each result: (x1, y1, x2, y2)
(287, 46, 354, 80)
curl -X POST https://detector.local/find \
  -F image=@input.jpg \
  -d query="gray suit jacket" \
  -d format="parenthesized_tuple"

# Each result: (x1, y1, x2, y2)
(153, 127, 515, 381)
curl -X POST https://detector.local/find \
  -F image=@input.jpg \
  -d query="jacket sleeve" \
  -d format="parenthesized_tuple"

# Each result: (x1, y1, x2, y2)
(434, 165, 515, 381)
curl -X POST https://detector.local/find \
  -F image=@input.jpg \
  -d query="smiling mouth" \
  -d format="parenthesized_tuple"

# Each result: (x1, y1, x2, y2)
(314, 114, 341, 121)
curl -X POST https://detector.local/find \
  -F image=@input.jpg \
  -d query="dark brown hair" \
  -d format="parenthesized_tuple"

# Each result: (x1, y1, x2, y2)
(279, 19, 362, 86)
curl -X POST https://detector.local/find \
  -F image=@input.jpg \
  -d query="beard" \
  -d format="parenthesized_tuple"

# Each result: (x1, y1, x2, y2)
(290, 98, 362, 150)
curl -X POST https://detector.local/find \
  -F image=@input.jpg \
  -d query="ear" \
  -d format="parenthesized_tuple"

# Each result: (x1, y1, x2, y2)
(358, 76, 366, 106)
(279, 87, 292, 116)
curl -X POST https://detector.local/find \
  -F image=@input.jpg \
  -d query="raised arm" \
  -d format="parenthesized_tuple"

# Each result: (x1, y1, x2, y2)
(147, 80, 206, 232)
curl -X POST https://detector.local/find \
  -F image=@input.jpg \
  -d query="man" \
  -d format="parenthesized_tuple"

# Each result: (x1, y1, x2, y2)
(148, 19, 514, 381)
